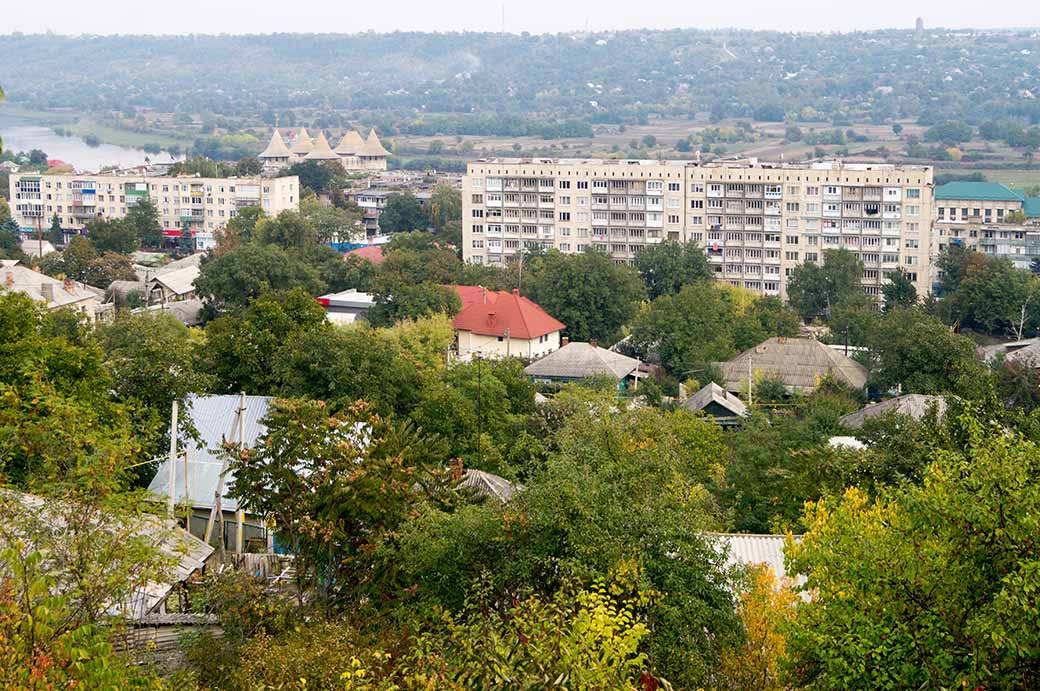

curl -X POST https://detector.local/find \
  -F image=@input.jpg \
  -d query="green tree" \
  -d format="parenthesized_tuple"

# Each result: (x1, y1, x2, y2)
(0, 197, 11, 223)
(47, 212, 64, 246)
(786, 416, 1040, 691)
(86, 217, 138, 255)
(949, 256, 1038, 338)
(525, 248, 644, 344)
(177, 219, 195, 256)
(633, 240, 713, 300)
(786, 248, 866, 321)
(0, 217, 23, 259)
(935, 243, 982, 295)
(254, 209, 319, 249)
(881, 267, 918, 310)
(82, 251, 138, 289)
(38, 235, 97, 282)
(194, 242, 325, 314)
(229, 398, 444, 606)
(427, 184, 461, 232)
(379, 192, 427, 232)
(867, 307, 989, 396)
(125, 198, 163, 248)
(216, 204, 266, 252)
(368, 281, 462, 327)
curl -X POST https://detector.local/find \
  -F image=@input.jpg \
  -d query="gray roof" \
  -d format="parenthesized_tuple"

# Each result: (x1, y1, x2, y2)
(524, 341, 641, 381)
(148, 395, 273, 511)
(715, 337, 868, 394)
(839, 394, 948, 429)
(458, 469, 518, 503)
(1, 490, 213, 620)
(707, 532, 805, 590)
(139, 298, 204, 326)
(978, 337, 1040, 363)
(19, 238, 57, 258)
(683, 382, 748, 418)
(1, 260, 102, 309)
(1005, 342, 1040, 368)
(148, 264, 200, 297)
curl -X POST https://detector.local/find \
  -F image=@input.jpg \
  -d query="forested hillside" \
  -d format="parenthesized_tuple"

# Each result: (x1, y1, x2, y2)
(2, 29, 1039, 132)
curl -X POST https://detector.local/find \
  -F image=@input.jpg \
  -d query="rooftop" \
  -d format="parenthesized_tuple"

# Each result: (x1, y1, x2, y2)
(469, 157, 930, 172)
(683, 382, 749, 419)
(839, 394, 948, 429)
(714, 337, 868, 394)
(453, 288, 564, 340)
(934, 181, 1026, 202)
(1, 260, 102, 309)
(342, 244, 385, 264)
(524, 341, 640, 381)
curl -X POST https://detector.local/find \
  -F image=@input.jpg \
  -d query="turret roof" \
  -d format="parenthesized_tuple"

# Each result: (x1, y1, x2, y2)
(290, 127, 313, 155)
(259, 129, 291, 158)
(335, 130, 366, 155)
(304, 131, 339, 160)
(360, 129, 390, 157)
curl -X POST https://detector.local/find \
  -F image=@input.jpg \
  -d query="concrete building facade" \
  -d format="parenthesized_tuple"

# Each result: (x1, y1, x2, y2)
(8, 173, 300, 250)
(462, 158, 934, 299)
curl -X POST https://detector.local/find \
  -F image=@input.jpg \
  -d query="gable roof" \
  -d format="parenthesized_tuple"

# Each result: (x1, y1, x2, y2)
(453, 289, 564, 340)
(259, 129, 291, 158)
(684, 382, 748, 418)
(706, 532, 805, 590)
(524, 341, 640, 381)
(839, 394, 948, 429)
(148, 264, 200, 296)
(715, 337, 868, 393)
(360, 129, 390, 157)
(148, 395, 273, 512)
(934, 181, 1025, 203)
(304, 131, 339, 160)
(289, 127, 313, 155)
(1, 261, 100, 308)
(458, 469, 518, 503)
(343, 244, 385, 264)
(335, 130, 366, 155)
(1006, 341, 1040, 368)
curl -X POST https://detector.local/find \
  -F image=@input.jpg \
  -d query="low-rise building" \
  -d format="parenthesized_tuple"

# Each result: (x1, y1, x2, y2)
(147, 264, 200, 304)
(683, 382, 749, 426)
(0, 259, 110, 322)
(452, 288, 564, 360)
(524, 340, 642, 390)
(316, 288, 375, 324)
(714, 336, 868, 395)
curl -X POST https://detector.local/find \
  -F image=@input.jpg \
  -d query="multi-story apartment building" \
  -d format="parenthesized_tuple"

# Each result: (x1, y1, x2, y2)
(463, 158, 934, 299)
(8, 173, 300, 250)
(931, 181, 1040, 284)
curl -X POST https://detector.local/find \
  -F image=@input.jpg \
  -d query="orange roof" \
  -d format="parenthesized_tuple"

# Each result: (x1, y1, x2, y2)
(452, 289, 564, 340)
(343, 245, 384, 264)
(448, 284, 501, 310)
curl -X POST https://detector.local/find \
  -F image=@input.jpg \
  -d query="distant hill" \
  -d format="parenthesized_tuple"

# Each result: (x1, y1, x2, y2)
(1, 29, 1038, 133)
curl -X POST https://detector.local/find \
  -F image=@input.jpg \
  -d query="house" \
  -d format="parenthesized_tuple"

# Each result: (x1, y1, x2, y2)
(839, 394, 948, 429)
(138, 299, 205, 327)
(456, 468, 519, 504)
(316, 288, 375, 324)
(714, 337, 868, 395)
(524, 340, 642, 390)
(147, 264, 200, 304)
(683, 382, 748, 426)
(451, 284, 500, 310)
(148, 394, 274, 550)
(0, 259, 110, 322)
(452, 288, 564, 360)
(706, 532, 806, 593)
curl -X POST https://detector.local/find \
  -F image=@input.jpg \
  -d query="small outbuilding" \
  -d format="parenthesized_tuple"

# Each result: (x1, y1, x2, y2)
(683, 382, 748, 426)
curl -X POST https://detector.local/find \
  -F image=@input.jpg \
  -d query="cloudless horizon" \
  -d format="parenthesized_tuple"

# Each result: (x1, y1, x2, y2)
(4, 0, 1040, 36)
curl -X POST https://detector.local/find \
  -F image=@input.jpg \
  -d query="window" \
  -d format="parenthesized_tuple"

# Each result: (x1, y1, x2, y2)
(785, 236, 799, 244)
(785, 251, 799, 261)
(668, 214, 680, 224)
(472, 194, 483, 203)
(558, 180, 571, 189)
(668, 182, 680, 192)
(906, 188, 920, 199)
(558, 211, 571, 221)
(471, 209, 484, 218)
(577, 181, 588, 189)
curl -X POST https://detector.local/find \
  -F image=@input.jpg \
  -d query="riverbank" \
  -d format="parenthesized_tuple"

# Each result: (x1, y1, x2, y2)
(0, 103, 191, 151)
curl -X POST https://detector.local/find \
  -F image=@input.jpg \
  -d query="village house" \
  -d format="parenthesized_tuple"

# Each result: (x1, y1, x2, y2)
(524, 339, 643, 390)
(1, 259, 111, 322)
(452, 287, 564, 360)
(714, 336, 868, 395)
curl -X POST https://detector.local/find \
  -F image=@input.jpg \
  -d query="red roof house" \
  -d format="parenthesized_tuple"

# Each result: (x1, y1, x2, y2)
(448, 284, 501, 310)
(343, 245, 385, 264)
(452, 289, 565, 360)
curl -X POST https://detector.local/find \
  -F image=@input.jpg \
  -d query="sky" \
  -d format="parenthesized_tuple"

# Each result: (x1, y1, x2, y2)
(4, 0, 1040, 35)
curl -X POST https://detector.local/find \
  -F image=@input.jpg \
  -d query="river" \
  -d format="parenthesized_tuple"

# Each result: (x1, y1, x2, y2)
(0, 117, 181, 172)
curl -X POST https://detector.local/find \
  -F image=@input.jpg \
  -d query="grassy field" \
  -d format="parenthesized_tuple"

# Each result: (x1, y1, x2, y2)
(954, 168, 1040, 191)
(0, 104, 191, 149)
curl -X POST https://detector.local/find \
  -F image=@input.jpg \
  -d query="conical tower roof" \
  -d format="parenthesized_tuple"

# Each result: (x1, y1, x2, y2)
(360, 129, 390, 157)
(335, 130, 365, 155)
(290, 127, 313, 155)
(259, 129, 291, 158)
(304, 131, 339, 160)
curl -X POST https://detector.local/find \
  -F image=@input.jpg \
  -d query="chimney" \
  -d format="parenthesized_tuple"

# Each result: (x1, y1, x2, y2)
(562, 336, 569, 346)
(4, 272, 12, 287)
(450, 457, 464, 481)
(486, 311, 496, 328)
(63, 278, 75, 293)
(512, 288, 520, 296)
(590, 339, 598, 349)
(40, 282, 54, 302)
(481, 285, 487, 304)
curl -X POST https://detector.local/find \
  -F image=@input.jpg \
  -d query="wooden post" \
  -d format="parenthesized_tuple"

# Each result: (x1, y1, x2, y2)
(236, 510, 245, 554)
(167, 400, 179, 516)
(183, 451, 191, 532)
(204, 393, 245, 549)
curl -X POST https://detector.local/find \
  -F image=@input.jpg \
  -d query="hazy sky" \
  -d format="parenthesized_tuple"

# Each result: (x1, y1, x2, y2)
(5, 0, 1040, 35)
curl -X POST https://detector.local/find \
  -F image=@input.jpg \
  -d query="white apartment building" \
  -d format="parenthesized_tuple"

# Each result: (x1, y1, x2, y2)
(462, 158, 934, 300)
(9, 173, 300, 250)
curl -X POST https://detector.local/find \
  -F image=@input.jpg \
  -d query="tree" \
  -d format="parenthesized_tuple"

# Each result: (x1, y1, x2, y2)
(525, 249, 644, 344)
(867, 307, 989, 397)
(125, 198, 163, 248)
(86, 217, 138, 255)
(283, 160, 343, 195)
(229, 398, 443, 606)
(633, 240, 713, 300)
(1030, 256, 1040, 277)
(254, 210, 319, 249)
(38, 235, 97, 282)
(47, 212, 64, 246)
(0, 217, 22, 260)
(892, 122, 904, 134)
(178, 219, 195, 256)
(194, 242, 325, 314)
(215, 204, 266, 253)
(368, 281, 462, 327)
(0, 196, 11, 223)
(379, 193, 426, 232)
(630, 282, 799, 377)
(935, 243, 981, 295)
(881, 267, 917, 310)
(786, 248, 867, 321)
(949, 256, 1038, 338)
(82, 251, 138, 289)
(786, 417, 1040, 691)
(302, 201, 359, 244)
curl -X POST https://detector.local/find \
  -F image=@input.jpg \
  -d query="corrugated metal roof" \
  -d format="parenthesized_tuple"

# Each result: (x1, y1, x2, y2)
(148, 395, 272, 511)
(934, 181, 1026, 202)
(1024, 197, 1040, 218)
(707, 532, 805, 590)
(148, 265, 200, 296)
(458, 469, 519, 503)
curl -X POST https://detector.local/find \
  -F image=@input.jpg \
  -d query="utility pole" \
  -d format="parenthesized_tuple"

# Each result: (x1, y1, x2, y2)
(476, 354, 482, 467)
(167, 400, 179, 517)
(36, 213, 42, 260)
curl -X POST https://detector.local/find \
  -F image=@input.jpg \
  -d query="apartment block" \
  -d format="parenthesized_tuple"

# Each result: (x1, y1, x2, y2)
(9, 173, 300, 250)
(462, 158, 934, 300)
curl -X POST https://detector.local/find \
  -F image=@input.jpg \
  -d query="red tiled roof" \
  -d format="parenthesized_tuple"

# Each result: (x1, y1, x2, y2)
(452, 289, 564, 340)
(448, 284, 501, 310)
(343, 245, 384, 264)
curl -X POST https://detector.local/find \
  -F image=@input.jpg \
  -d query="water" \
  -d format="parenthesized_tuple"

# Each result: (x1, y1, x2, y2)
(0, 117, 181, 172)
